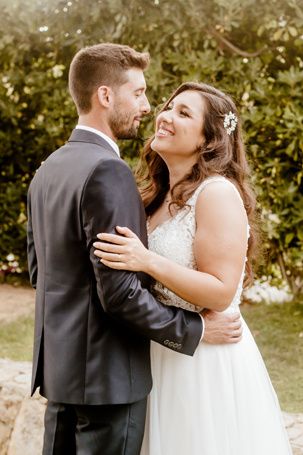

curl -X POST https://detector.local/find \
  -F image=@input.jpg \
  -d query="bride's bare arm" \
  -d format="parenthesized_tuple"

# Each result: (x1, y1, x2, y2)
(94, 182, 248, 312)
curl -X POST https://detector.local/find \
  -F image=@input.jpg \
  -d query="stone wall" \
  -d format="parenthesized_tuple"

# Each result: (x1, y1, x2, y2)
(0, 359, 45, 455)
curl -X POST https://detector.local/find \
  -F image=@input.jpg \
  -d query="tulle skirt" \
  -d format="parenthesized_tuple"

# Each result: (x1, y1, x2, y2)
(140, 318, 292, 455)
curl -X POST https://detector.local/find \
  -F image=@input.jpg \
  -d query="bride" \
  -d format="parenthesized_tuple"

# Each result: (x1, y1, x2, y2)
(93, 82, 292, 454)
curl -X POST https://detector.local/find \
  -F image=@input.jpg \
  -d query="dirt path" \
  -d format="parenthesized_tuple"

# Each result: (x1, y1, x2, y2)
(0, 284, 35, 323)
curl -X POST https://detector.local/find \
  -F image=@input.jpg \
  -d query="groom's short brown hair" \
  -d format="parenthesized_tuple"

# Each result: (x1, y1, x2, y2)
(68, 43, 150, 114)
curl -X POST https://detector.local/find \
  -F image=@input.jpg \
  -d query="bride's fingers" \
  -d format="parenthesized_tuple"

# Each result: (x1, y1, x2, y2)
(96, 252, 124, 262)
(93, 241, 124, 254)
(94, 250, 102, 259)
(116, 226, 138, 239)
(100, 259, 125, 270)
(97, 233, 127, 244)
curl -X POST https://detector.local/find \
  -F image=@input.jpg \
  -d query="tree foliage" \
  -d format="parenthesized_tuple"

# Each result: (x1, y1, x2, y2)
(0, 0, 302, 293)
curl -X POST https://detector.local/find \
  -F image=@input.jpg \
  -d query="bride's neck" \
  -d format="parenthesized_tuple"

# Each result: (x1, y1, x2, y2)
(167, 162, 193, 190)
(158, 151, 198, 201)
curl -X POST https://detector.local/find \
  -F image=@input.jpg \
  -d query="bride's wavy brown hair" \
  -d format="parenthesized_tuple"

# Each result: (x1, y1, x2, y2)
(136, 82, 259, 285)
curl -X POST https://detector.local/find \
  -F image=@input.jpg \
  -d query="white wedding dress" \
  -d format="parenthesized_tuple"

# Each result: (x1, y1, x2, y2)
(140, 177, 292, 455)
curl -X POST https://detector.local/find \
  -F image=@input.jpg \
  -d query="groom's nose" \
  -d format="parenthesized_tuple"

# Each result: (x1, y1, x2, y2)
(141, 94, 151, 115)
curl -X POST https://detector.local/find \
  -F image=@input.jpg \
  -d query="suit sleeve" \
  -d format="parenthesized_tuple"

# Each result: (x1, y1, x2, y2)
(81, 158, 202, 356)
(27, 186, 37, 289)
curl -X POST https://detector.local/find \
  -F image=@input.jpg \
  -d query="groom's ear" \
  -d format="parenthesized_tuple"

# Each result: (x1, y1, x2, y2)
(97, 86, 113, 108)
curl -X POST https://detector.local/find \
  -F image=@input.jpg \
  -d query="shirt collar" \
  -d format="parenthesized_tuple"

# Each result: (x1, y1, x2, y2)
(75, 125, 120, 157)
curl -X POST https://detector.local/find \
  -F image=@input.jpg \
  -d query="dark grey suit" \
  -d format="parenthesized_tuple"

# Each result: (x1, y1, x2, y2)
(27, 129, 202, 454)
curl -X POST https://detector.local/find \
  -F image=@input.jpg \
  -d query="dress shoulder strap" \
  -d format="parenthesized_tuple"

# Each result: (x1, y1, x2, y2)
(189, 176, 244, 206)
(188, 176, 250, 238)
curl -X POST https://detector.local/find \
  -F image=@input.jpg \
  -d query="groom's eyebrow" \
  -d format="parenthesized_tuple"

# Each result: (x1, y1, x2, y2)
(134, 85, 147, 93)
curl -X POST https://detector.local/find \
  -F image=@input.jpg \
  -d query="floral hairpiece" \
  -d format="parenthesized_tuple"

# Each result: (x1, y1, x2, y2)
(223, 111, 238, 135)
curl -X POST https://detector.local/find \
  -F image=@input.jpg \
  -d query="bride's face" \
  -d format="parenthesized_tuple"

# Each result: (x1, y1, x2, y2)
(151, 90, 204, 159)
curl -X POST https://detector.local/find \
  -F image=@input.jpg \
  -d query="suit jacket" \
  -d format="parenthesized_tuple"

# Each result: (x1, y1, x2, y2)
(27, 129, 202, 405)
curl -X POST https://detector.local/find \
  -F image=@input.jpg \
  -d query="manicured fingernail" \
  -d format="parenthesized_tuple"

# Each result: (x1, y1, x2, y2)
(97, 234, 102, 239)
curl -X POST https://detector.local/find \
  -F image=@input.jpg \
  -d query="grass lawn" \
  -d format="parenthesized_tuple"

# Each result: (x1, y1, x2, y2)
(241, 299, 303, 413)
(0, 299, 302, 412)
(0, 315, 34, 361)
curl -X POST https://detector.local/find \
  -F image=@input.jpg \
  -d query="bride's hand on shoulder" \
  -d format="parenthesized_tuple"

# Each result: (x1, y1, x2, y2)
(93, 226, 152, 272)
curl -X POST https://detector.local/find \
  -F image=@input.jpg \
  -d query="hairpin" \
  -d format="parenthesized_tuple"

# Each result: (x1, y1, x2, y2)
(223, 111, 238, 135)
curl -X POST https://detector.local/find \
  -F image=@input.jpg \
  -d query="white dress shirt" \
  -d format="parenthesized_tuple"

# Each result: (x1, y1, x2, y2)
(75, 125, 120, 157)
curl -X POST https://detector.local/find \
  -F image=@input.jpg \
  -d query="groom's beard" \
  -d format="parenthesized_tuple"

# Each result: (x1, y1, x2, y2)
(109, 106, 140, 140)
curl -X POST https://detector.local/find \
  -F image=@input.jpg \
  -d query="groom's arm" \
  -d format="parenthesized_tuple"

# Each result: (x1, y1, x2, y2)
(27, 186, 38, 289)
(81, 157, 203, 356)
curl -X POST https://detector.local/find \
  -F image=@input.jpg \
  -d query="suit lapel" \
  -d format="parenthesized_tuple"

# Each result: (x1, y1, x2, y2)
(68, 129, 119, 157)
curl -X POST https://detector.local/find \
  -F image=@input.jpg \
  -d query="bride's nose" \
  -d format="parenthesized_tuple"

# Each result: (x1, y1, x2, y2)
(157, 109, 173, 124)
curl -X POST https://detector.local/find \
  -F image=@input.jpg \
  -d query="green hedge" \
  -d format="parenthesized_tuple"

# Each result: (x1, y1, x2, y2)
(0, 0, 302, 294)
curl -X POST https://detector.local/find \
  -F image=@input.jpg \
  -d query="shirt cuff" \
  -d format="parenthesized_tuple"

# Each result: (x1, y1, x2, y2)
(199, 314, 205, 342)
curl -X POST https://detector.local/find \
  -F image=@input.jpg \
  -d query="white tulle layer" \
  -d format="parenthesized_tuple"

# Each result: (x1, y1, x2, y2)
(140, 318, 292, 455)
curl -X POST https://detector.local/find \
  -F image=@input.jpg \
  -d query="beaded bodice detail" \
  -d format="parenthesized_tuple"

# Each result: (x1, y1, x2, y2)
(147, 177, 249, 314)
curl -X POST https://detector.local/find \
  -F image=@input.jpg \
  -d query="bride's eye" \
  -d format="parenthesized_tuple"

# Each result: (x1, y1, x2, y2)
(180, 110, 189, 117)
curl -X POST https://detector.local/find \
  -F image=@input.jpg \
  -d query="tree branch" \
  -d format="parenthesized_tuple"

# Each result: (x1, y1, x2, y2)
(277, 250, 295, 295)
(209, 28, 266, 58)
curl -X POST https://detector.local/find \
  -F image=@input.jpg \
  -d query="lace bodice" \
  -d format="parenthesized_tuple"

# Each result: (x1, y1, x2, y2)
(147, 177, 249, 314)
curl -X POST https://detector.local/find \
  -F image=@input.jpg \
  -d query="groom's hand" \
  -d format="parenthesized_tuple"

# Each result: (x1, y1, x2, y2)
(202, 310, 242, 344)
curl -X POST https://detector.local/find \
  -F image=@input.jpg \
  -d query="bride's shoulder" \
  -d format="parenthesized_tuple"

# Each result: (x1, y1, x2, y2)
(189, 176, 241, 204)
(194, 176, 247, 223)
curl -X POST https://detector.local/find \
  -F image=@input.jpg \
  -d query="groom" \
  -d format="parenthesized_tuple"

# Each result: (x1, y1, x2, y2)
(27, 43, 242, 455)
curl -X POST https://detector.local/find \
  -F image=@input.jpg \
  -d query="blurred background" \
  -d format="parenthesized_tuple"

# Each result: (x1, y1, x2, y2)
(0, 0, 302, 413)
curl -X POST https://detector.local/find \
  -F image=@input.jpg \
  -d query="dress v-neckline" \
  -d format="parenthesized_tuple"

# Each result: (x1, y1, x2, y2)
(147, 188, 198, 236)
(147, 201, 192, 236)
(147, 176, 230, 236)
(147, 216, 174, 236)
